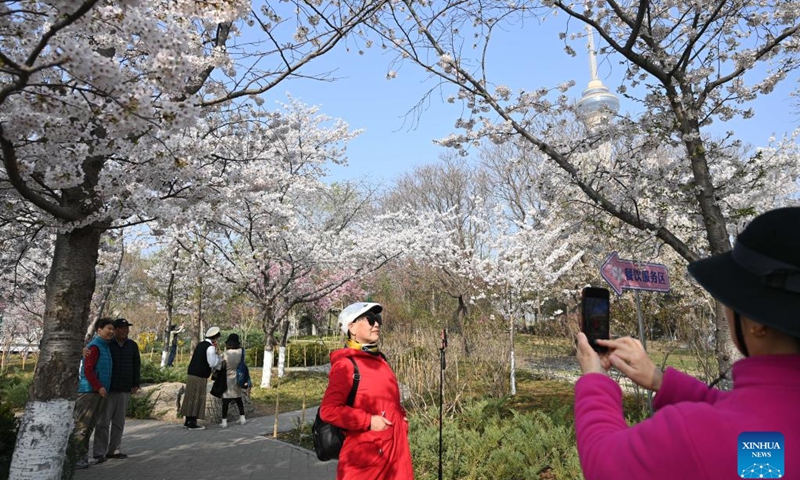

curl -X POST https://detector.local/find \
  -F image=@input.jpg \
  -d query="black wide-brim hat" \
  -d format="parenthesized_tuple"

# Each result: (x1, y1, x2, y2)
(225, 333, 241, 348)
(688, 207, 800, 338)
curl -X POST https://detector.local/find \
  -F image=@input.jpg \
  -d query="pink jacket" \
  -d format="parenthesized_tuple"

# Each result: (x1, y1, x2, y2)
(575, 354, 800, 479)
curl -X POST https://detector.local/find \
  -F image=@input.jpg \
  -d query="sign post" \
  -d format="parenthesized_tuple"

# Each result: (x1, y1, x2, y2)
(600, 251, 670, 296)
(600, 251, 671, 414)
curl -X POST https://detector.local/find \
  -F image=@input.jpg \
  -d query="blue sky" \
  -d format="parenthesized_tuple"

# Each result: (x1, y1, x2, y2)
(259, 19, 799, 185)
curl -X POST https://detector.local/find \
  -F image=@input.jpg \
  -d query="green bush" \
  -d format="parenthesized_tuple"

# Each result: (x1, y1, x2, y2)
(139, 360, 186, 384)
(0, 401, 18, 479)
(127, 391, 155, 419)
(0, 374, 32, 409)
(285, 342, 332, 367)
(409, 400, 582, 480)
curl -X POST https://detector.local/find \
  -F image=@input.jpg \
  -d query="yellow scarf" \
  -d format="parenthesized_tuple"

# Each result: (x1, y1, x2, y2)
(346, 338, 380, 355)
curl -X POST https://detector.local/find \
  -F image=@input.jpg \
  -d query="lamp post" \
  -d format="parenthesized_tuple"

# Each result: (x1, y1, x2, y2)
(576, 27, 620, 132)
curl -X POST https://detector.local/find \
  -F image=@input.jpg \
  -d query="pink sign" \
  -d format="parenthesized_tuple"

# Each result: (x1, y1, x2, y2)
(600, 252, 670, 295)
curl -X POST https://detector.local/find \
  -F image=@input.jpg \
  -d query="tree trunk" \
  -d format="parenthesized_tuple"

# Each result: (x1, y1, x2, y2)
(10, 225, 104, 480)
(262, 345, 274, 388)
(278, 319, 290, 378)
(453, 295, 470, 355)
(278, 346, 286, 378)
(713, 301, 740, 388)
(260, 310, 279, 389)
(161, 252, 179, 367)
(190, 275, 203, 352)
(159, 317, 169, 368)
(1, 332, 11, 372)
(509, 313, 516, 396)
(668, 99, 737, 373)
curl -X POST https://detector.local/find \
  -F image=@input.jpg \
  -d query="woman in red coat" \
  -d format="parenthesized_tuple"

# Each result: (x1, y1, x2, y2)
(319, 302, 415, 480)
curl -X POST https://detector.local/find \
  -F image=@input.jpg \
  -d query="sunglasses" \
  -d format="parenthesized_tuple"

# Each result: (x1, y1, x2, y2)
(357, 312, 382, 327)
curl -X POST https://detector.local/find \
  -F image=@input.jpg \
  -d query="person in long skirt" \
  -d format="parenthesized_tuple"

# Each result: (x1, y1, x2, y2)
(179, 327, 221, 430)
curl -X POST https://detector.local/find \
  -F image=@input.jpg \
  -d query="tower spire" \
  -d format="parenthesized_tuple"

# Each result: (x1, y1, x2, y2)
(576, 26, 619, 131)
(587, 26, 599, 82)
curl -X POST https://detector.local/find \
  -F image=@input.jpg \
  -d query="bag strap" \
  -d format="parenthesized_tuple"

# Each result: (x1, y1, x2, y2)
(238, 347, 246, 368)
(345, 357, 360, 407)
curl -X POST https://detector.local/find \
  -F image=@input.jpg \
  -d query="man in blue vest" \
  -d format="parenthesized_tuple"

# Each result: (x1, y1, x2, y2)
(92, 318, 141, 461)
(179, 326, 222, 430)
(73, 318, 115, 470)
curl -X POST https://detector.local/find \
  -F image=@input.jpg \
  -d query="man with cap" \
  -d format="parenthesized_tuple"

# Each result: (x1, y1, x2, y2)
(180, 326, 222, 430)
(573, 207, 800, 480)
(92, 318, 141, 461)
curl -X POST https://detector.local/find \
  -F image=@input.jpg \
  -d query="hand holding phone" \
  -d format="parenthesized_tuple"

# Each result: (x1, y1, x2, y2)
(581, 287, 610, 353)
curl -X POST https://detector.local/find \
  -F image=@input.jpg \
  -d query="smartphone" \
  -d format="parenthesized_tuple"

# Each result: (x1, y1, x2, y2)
(581, 287, 610, 353)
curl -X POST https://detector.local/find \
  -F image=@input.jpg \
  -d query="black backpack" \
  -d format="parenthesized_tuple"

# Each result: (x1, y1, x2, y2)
(312, 357, 360, 461)
(236, 347, 251, 388)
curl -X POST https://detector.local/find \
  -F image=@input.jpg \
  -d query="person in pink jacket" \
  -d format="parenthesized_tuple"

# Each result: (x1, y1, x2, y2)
(575, 207, 800, 480)
(319, 302, 414, 480)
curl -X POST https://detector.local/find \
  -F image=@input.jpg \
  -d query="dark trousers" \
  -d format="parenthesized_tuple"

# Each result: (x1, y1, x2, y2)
(73, 393, 106, 460)
(222, 397, 244, 418)
(167, 344, 177, 366)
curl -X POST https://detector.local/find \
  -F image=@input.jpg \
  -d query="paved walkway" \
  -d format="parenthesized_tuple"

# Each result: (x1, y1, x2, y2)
(74, 407, 337, 480)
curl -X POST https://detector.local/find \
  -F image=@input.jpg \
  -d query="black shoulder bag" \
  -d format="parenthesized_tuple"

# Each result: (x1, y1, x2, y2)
(313, 357, 360, 461)
(210, 365, 227, 398)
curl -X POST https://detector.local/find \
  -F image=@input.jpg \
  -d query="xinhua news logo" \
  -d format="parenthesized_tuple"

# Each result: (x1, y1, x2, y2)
(738, 432, 784, 478)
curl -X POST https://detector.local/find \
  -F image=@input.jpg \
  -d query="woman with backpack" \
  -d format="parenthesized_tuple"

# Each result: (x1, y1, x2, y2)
(220, 333, 247, 428)
(319, 302, 414, 480)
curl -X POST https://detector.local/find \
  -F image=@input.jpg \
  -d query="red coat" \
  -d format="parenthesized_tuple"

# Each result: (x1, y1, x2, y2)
(320, 348, 414, 480)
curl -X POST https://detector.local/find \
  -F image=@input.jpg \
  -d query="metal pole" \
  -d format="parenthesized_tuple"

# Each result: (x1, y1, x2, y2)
(634, 290, 653, 414)
(508, 287, 516, 396)
(438, 329, 447, 480)
(635, 290, 646, 351)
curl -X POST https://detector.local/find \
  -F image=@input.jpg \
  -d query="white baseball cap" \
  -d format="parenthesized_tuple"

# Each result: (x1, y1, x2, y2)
(338, 302, 383, 335)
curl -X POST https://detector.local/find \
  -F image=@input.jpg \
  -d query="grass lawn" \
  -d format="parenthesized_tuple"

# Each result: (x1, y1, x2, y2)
(248, 368, 329, 416)
(2, 333, 714, 427)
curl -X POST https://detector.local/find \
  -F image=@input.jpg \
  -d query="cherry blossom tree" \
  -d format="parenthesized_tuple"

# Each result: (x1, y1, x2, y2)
(0, 222, 50, 370)
(361, 0, 800, 375)
(1, 1, 388, 477)
(479, 211, 584, 395)
(162, 100, 441, 387)
(380, 155, 495, 353)
(303, 276, 367, 335)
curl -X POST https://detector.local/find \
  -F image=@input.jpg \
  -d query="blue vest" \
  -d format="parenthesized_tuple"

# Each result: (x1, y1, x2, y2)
(78, 336, 112, 393)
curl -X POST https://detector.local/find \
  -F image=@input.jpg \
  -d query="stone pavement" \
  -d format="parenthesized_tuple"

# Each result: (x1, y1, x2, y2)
(74, 407, 337, 480)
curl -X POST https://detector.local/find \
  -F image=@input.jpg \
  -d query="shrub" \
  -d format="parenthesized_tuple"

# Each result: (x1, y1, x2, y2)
(0, 401, 18, 479)
(385, 324, 511, 414)
(254, 341, 333, 368)
(285, 341, 332, 367)
(409, 400, 582, 480)
(0, 374, 32, 410)
(136, 332, 158, 354)
(127, 390, 155, 419)
(139, 360, 186, 384)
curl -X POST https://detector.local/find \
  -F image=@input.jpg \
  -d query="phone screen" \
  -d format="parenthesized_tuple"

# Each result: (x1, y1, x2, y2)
(581, 288, 610, 352)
